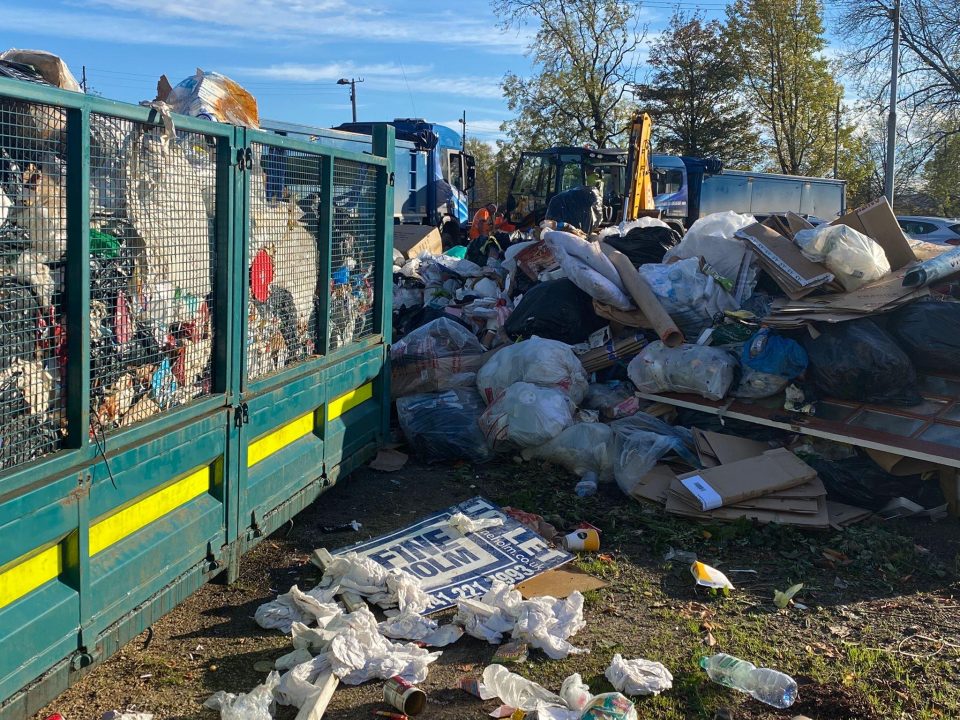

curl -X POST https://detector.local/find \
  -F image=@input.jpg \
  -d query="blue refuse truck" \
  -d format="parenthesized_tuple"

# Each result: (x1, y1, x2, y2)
(264, 117, 474, 243)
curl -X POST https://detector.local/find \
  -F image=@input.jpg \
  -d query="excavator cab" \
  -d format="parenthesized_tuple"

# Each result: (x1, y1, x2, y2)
(503, 147, 627, 230)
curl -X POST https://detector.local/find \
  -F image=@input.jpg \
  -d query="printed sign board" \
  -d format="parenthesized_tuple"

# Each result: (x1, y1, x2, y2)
(334, 496, 572, 612)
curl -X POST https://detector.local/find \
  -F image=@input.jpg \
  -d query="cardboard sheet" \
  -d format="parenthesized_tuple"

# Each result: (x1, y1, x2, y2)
(864, 448, 942, 477)
(665, 493, 831, 528)
(737, 222, 834, 299)
(830, 197, 916, 271)
(827, 501, 874, 528)
(393, 225, 442, 260)
(628, 464, 675, 505)
(517, 565, 608, 599)
(675, 448, 817, 510)
(693, 429, 771, 466)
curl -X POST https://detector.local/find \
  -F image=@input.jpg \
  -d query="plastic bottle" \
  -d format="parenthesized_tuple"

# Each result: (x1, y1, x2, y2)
(575, 471, 598, 497)
(699, 654, 797, 709)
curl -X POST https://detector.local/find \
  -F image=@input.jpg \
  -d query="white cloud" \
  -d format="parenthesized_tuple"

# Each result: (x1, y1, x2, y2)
(236, 62, 505, 102)
(81, 0, 531, 52)
(0, 5, 242, 46)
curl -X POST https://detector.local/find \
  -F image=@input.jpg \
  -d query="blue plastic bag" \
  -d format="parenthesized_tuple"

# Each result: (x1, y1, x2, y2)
(741, 329, 807, 380)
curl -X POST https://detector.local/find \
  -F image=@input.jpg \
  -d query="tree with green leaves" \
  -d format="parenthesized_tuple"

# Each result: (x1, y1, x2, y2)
(495, 0, 644, 151)
(465, 138, 513, 208)
(725, 0, 844, 176)
(633, 12, 762, 169)
(924, 132, 960, 218)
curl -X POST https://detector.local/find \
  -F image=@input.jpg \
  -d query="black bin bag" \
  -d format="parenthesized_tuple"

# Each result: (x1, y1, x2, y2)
(801, 318, 921, 406)
(890, 300, 960, 373)
(505, 278, 607, 344)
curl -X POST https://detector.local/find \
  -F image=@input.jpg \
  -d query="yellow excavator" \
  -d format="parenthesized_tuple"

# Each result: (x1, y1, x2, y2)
(500, 112, 658, 231)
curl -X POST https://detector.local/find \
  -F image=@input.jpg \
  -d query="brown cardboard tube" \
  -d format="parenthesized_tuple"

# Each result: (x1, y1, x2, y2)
(602, 244, 684, 347)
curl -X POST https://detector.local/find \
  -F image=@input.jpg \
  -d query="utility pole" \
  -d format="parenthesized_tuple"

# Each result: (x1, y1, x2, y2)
(337, 78, 363, 123)
(458, 111, 468, 203)
(833, 94, 841, 179)
(81, 65, 87, 92)
(459, 110, 466, 152)
(884, 0, 901, 206)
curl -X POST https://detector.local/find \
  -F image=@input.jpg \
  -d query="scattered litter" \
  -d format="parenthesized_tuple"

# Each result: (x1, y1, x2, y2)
(561, 528, 600, 552)
(383, 675, 427, 715)
(370, 448, 409, 472)
(691, 562, 734, 591)
(204, 671, 280, 720)
(604, 654, 673, 696)
(448, 512, 504, 535)
(481, 664, 563, 711)
(700, 653, 797, 708)
(320, 520, 362, 533)
(492, 638, 530, 664)
(102, 712, 153, 720)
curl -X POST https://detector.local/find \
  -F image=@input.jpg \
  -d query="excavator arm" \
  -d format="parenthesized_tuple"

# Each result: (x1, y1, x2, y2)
(622, 112, 654, 223)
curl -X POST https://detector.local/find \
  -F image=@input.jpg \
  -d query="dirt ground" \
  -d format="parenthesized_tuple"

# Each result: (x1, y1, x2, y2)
(36, 457, 960, 720)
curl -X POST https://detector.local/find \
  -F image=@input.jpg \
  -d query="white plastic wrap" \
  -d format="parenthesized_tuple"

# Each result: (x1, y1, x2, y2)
(448, 512, 504, 535)
(543, 229, 632, 309)
(628, 341, 736, 401)
(638, 257, 738, 338)
(455, 581, 587, 659)
(521, 422, 616, 483)
(204, 671, 280, 720)
(605, 654, 674, 696)
(318, 551, 431, 613)
(794, 224, 891, 291)
(254, 584, 341, 634)
(478, 382, 575, 450)
(481, 665, 564, 711)
(664, 211, 757, 290)
(476, 336, 588, 405)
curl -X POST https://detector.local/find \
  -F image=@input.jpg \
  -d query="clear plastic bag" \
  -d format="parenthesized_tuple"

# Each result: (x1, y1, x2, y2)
(628, 341, 736, 401)
(396, 389, 492, 463)
(609, 414, 698, 496)
(794, 224, 890, 291)
(638, 257, 738, 338)
(477, 336, 588, 405)
(664, 211, 757, 289)
(582, 381, 640, 420)
(391, 318, 486, 398)
(478, 382, 575, 450)
(521, 422, 616, 482)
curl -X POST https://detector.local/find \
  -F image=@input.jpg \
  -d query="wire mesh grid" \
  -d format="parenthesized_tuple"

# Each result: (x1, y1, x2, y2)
(0, 97, 66, 471)
(330, 158, 378, 350)
(87, 113, 216, 438)
(246, 143, 322, 381)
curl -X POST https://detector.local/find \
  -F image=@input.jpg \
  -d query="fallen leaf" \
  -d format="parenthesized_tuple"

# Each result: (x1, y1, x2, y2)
(705, 632, 717, 647)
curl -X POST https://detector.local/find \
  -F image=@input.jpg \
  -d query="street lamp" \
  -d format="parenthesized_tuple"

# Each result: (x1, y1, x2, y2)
(337, 77, 363, 123)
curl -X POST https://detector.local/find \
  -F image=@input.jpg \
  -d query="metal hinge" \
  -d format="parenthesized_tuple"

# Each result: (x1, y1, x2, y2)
(236, 148, 246, 172)
(244, 147, 253, 170)
(388, 171, 395, 187)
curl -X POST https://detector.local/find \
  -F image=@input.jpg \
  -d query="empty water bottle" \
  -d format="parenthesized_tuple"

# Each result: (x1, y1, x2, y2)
(700, 653, 797, 709)
(575, 471, 598, 497)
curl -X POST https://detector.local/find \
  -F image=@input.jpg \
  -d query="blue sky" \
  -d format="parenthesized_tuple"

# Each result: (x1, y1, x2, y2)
(2, 0, 842, 144)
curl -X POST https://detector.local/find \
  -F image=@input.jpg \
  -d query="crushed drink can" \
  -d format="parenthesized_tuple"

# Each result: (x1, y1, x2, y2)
(383, 676, 426, 716)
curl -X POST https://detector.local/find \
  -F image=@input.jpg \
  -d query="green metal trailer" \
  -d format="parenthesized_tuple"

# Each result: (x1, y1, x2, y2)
(0, 77, 394, 717)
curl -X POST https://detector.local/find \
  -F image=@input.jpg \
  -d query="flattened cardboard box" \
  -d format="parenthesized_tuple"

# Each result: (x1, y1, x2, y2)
(675, 448, 817, 511)
(393, 224, 443, 260)
(830, 196, 916, 271)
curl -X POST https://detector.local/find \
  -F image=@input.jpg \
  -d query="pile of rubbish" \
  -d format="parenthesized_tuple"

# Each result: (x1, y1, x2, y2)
(390, 193, 960, 527)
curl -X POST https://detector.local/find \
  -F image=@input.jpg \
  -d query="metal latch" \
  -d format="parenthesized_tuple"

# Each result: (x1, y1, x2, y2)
(236, 148, 246, 172)
(234, 402, 250, 427)
(388, 171, 395, 187)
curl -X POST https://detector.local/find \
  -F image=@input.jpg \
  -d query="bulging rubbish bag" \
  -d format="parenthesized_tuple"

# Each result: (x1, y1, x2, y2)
(638, 257, 738, 338)
(391, 317, 486, 398)
(741, 328, 807, 380)
(396, 389, 492, 463)
(478, 382, 575, 450)
(522, 422, 617, 482)
(801, 318, 920, 406)
(609, 414, 698, 496)
(890, 300, 960, 372)
(543, 230, 632, 310)
(664, 211, 757, 289)
(628, 342, 736, 401)
(544, 185, 603, 233)
(504, 278, 607, 345)
(477, 336, 588, 405)
(165, 69, 260, 128)
(794, 224, 890, 292)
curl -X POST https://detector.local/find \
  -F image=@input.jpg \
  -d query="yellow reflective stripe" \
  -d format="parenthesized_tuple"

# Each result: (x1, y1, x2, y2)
(247, 412, 315, 467)
(327, 382, 373, 421)
(89, 466, 212, 556)
(0, 544, 62, 609)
